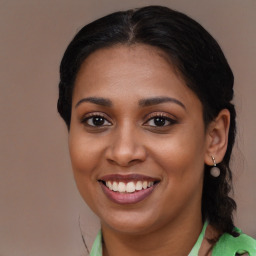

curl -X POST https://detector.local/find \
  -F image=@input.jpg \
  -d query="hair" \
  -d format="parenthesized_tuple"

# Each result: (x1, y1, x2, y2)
(57, 6, 236, 235)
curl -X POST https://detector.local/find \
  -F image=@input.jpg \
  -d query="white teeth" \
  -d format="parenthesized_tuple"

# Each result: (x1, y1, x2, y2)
(105, 180, 155, 193)
(112, 181, 118, 191)
(148, 182, 153, 188)
(118, 182, 126, 192)
(106, 181, 112, 190)
(135, 181, 143, 191)
(126, 182, 136, 193)
(142, 181, 148, 189)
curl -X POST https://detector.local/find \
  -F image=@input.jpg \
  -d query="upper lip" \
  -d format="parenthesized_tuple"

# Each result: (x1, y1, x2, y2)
(98, 174, 160, 183)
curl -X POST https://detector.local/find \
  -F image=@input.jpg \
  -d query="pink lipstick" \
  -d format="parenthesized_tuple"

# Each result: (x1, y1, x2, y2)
(98, 174, 160, 204)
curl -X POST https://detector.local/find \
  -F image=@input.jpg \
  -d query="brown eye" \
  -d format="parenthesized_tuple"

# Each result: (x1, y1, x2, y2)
(146, 116, 175, 127)
(152, 117, 168, 126)
(83, 115, 111, 127)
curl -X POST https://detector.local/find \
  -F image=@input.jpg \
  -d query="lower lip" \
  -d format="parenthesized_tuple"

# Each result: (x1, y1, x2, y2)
(99, 182, 157, 204)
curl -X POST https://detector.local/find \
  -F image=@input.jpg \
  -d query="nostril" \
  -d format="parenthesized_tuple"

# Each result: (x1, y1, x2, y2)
(107, 158, 139, 167)
(107, 159, 118, 165)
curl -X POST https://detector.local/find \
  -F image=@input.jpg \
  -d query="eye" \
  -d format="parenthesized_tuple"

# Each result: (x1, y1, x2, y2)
(144, 114, 176, 127)
(82, 115, 112, 127)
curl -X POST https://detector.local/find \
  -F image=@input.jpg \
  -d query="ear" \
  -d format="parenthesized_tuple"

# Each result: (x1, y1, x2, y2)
(204, 109, 230, 165)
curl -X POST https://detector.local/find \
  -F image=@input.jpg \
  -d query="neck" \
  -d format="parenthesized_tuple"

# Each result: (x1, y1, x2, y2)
(101, 212, 203, 256)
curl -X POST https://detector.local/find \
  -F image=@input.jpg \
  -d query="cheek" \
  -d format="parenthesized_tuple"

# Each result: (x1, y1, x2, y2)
(68, 131, 104, 176)
(152, 124, 206, 181)
(68, 131, 105, 211)
(151, 128, 206, 215)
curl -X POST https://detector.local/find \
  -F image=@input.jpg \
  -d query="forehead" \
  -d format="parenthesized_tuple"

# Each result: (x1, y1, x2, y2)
(73, 44, 200, 109)
(81, 44, 180, 78)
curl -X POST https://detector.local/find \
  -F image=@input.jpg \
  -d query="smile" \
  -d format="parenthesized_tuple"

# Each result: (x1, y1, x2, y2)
(98, 174, 160, 204)
(105, 180, 154, 193)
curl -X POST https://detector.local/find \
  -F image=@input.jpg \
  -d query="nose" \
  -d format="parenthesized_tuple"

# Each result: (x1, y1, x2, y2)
(105, 126, 147, 167)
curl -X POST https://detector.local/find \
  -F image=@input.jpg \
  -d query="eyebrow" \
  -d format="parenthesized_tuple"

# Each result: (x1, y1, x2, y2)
(139, 97, 186, 109)
(75, 97, 112, 108)
(75, 96, 185, 109)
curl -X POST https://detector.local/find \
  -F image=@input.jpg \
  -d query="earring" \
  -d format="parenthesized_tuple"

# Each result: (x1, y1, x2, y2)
(210, 156, 220, 177)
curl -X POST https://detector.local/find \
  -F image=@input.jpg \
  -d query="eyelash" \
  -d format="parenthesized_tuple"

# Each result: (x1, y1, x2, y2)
(143, 113, 177, 127)
(81, 112, 177, 128)
(81, 113, 112, 127)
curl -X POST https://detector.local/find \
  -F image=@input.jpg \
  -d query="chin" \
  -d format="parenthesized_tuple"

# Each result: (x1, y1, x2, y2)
(100, 210, 162, 235)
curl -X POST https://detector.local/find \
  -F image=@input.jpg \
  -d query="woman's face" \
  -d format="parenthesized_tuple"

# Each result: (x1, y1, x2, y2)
(69, 44, 210, 234)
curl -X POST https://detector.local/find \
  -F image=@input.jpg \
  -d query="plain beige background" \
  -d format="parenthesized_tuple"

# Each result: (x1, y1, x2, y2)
(0, 0, 255, 255)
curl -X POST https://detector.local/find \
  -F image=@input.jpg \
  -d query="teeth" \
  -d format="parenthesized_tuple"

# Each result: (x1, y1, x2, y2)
(105, 180, 155, 193)
(135, 181, 142, 190)
(112, 181, 118, 191)
(126, 182, 136, 193)
(118, 182, 126, 193)
(148, 182, 153, 188)
(106, 181, 112, 190)
(142, 181, 148, 189)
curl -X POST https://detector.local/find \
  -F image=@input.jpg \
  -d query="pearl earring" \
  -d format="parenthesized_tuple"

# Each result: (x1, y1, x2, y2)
(210, 156, 220, 177)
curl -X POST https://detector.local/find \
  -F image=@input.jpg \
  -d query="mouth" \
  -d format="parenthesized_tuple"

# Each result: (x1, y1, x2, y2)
(100, 180, 157, 193)
(98, 174, 160, 204)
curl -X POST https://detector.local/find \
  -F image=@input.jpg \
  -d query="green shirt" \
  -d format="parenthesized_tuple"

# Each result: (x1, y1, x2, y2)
(90, 222, 256, 256)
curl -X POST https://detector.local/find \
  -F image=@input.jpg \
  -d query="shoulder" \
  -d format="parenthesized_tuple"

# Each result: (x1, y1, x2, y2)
(212, 227, 256, 256)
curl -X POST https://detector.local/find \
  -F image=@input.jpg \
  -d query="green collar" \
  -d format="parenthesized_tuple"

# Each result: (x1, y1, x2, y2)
(212, 227, 256, 256)
(90, 231, 102, 256)
(89, 222, 256, 256)
(188, 221, 208, 256)
(90, 221, 208, 256)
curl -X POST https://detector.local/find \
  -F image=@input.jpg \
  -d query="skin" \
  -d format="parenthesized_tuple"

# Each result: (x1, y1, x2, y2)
(68, 44, 230, 256)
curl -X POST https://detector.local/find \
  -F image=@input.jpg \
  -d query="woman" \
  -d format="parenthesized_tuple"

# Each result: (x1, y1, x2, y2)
(57, 6, 256, 256)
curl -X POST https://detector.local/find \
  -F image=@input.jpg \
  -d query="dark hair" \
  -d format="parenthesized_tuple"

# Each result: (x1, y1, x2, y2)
(58, 6, 236, 235)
